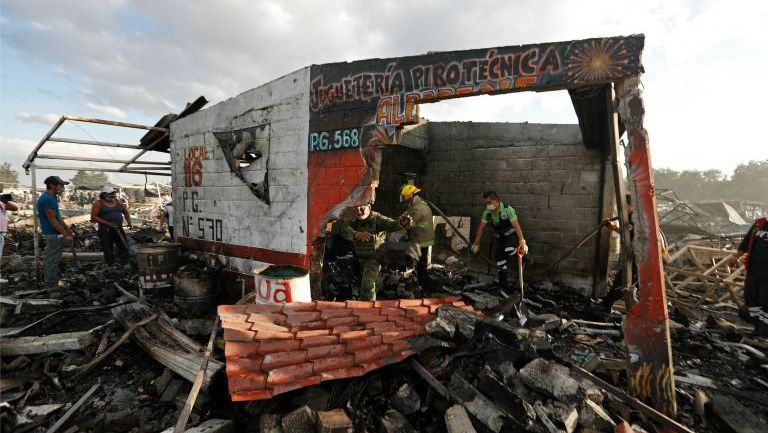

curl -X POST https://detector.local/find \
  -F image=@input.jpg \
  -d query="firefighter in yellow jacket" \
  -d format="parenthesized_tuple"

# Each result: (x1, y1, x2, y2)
(399, 184, 435, 287)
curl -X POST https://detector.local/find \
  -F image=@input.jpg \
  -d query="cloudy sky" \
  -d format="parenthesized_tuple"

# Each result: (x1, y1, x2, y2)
(1, 0, 766, 186)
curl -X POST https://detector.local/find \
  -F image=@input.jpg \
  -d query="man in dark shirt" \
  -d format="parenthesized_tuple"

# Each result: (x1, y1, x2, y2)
(734, 216, 768, 335)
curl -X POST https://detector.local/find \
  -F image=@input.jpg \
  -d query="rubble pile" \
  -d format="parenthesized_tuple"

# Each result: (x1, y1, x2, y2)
(225, 280, 768, 433)
(322, 254, 474, 301)
(0, 264, 203, 432)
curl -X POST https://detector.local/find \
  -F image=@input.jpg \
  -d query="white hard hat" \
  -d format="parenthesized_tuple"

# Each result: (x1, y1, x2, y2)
(101, 185, 115, 194)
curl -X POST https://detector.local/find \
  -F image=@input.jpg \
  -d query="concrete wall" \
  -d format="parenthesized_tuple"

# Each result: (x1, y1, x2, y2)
(170, 68, 311, 276)
(409, 121, 604, 291)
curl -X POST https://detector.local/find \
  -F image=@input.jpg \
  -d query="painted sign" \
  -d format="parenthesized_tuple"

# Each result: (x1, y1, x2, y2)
(310, 36, 645, 124)
(183, 145, 208, 187)
(306, 35, 645, 241)
(309, 128, 361, 152)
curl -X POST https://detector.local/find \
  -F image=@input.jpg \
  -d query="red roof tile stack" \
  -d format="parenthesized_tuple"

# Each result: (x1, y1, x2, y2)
(218, 296, 474, 401)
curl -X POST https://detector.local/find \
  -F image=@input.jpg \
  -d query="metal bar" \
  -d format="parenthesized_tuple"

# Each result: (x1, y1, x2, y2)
(118, 131, 169, 171)
(63, 115, 168, 133)
(423, 198, 495, 268)
(33, 164, 158, 173)
(23, 116, 65, 171)
(607, 85, 636, 309)
(126, 166, 172, 170)
(37, 154, 170, 165)
(566, 362, 693, 433)
(31, 164, 39, 284)
(32, 165, 171, 177)
(122, 171, 171, 177)
(48, 137, 143, 149)
(617, 76, 677, 416)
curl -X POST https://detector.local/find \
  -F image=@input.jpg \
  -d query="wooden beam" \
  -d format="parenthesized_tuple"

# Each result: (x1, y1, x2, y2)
(0, 330, 97, 356)
(160, 419, 233, 433)
(173, 316, 220, 433)
(111, 303, 223, 389)
(607, 84, 635, 308)
(567, 363, 693, 433)
(72, 315, 158, 379)
(594, 153, 615, 298)
(45, 383, 100, 433)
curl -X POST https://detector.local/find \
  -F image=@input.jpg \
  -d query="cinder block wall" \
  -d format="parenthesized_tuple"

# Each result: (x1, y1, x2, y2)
(169, 67, 311, 278)
(415, 121, 604, 291)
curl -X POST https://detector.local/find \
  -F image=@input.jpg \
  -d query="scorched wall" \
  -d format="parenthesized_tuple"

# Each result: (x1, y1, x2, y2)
(170, 68, 311, 284)
(377, 121, 605, 291)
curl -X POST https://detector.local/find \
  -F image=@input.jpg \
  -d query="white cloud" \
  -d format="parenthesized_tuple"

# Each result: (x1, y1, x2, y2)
(15, 112, 61, 125)
(0, 136, 37, 178)
(2, 0, 767, 174)
(84, 102, 127, 118)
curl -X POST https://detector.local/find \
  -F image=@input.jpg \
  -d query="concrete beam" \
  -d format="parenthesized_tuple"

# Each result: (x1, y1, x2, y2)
(616, 76, 677, 416)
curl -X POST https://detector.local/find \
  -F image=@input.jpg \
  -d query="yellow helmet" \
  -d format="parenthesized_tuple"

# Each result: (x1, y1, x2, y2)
(400, 184, 421, 200)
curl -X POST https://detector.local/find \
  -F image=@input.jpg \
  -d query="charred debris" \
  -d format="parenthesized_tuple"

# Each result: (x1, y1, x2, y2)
(1, 200, 767, 433)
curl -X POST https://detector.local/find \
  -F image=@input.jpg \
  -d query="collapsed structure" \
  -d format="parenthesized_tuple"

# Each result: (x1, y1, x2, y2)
(170, 34, 677, 414)
(6, 33, 768, 433)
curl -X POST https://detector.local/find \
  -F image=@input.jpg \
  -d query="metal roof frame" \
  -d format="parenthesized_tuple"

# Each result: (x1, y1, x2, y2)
(22, 114, 172, 287)
(22, 114, 171, 177)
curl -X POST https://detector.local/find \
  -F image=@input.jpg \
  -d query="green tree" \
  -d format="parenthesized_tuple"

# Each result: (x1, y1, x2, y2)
(70, 170, 110, 188)
(0, 162, 20, 188)
(730, 160, 768, 202)
(654, 160, 768, 202)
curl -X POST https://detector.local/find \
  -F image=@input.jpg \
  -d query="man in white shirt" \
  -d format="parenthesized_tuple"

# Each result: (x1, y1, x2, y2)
(1, 190, 19, 284)
(163, 200, 174, 241)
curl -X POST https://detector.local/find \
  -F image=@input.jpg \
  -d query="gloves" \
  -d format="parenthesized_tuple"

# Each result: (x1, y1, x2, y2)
(353, 231, 372, 241)
(399, 214, 413, 228)
(518, 239, 528, 255)
(471, 243, 480, 254)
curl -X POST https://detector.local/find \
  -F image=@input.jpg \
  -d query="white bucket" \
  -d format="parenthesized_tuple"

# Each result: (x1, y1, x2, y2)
(252, 265, 311, 304)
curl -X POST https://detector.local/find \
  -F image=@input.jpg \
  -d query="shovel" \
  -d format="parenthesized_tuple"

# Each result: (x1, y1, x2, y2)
(489, 249, 530, 324)
(70, 232, 84, 271)
(111, 226, 138, 266)
(514, 249, 528, 324)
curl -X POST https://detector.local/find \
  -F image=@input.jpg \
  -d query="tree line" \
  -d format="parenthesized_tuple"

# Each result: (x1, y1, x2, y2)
(0, 164, 109, 189)
(653, 160, 767, 203)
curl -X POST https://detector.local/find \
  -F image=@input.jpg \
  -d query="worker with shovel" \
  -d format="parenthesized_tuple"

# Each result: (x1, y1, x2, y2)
(471, 191, 528, 298)
(90, 185, 132, 268)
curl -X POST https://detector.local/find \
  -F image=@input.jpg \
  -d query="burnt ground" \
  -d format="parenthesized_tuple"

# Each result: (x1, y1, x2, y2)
(2, 227, 768, 432)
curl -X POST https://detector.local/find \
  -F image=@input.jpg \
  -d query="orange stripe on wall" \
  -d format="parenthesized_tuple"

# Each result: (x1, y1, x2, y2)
(178, 237, 309, 268)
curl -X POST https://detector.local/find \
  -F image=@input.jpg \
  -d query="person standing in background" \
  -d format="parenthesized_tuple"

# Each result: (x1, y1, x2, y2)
(0, 189, 19, 284)
(163, 199, 174, 241)
(734, 216, 768, 336)
(91, 185, 132, 267)
(37, 176, 72, 287)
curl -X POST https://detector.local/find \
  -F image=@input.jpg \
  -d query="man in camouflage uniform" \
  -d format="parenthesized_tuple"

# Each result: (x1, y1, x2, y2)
(341, 202, 404, 300)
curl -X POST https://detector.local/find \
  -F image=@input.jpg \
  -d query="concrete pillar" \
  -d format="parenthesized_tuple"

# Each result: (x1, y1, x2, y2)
(617, 76, 677, 416)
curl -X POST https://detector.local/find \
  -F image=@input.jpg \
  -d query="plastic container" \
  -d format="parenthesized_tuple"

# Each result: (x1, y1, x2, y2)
(252, 265, 311, 304)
